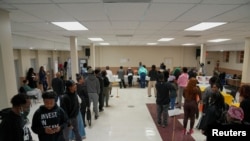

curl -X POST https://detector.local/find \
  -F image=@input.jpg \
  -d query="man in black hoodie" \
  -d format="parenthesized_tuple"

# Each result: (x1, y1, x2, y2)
(31, 91, 68, 141)
(0, 94, 32, 141)
(60, 80, 82, 141)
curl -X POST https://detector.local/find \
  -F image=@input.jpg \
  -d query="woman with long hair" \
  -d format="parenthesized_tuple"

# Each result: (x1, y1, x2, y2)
(182, 78, 200, 135)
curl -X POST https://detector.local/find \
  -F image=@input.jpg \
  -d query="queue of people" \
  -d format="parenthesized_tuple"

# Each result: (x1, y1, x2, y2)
(1, 64, 250, 141)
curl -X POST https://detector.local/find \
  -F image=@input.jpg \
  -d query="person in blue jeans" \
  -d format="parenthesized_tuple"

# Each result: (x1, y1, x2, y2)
(168, 75, 178, 110)
(138, 65, 147, 88)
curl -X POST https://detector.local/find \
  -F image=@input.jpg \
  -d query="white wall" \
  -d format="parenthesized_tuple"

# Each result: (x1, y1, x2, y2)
(94, 46, 199, 71)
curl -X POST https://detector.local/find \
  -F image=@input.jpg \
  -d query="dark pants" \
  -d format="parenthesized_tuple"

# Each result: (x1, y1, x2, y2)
(128, 76, 133, 87)
(183, 100, 197, 129)
(80, 102, 87, 126)
(98, 92, 104, 111)
(157, 104, 169, 126)
(119, 79, 126, 88)
(42, 80, 48, 91)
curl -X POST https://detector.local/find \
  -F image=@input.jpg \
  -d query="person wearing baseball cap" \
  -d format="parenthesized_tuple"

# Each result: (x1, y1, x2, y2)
(60, 80, 82, 141)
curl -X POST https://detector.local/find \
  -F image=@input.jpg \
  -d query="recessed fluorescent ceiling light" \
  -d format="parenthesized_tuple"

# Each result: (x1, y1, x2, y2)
(100, 43, 110, 45)
(185, 22, 226, 31)
(182, 43, 196, 46)
(147, 43, 157, 45)
(51, 22, 88, 30)
(158, 38, 174, 41)
(207, 39, 231, 42)
(88, 38, 104, 41)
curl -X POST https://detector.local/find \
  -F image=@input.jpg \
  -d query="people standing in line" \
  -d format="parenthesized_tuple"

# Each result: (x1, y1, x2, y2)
(176, 67, 189, 109)
(147, 65, 158, 97)
(0, 94, 32, 141)
(155, 73, 172, 128)
(168, 75, 178, 110)
(76, 75, 90, 127)
(26, 67, 38, 89)
(105, 66, 114, 97)
(138, 65, 148, 88)
(173, 67, 181, 80)
(160, 65, 169, 82)
(239, 84, 250, 124)
(60, 80, 82, 141)
(127, 67, 134, 87)
(182, 78, 200, 135)
(31, 91, 68, 141)
(101, 70, 110, 107)
(81, 63, 88, 78)
(39, 66, 48, 92)
(117, 66, 126, 88)
(85, 68, 100, 120)
(95, 68, 104, 112)
(52, 72, 65, 101)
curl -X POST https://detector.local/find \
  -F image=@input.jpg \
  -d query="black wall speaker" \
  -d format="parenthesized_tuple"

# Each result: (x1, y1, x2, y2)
(85, 48, 90, 56)
(196, 48, 200, 58)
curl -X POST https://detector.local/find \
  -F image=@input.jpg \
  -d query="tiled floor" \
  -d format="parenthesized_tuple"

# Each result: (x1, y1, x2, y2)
(27, 86, 211, 141)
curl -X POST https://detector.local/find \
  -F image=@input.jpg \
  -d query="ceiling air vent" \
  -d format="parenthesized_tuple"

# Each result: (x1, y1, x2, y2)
(184, 35, 201, 38)
(116, 34, 133, 37)
(103, 0, 151, 3)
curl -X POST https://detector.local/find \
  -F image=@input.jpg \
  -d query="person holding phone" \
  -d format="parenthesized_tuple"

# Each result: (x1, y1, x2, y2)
(31, 91, 68, 141)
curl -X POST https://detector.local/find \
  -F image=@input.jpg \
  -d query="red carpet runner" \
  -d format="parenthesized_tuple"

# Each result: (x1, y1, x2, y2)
(146, 103, 195, 141)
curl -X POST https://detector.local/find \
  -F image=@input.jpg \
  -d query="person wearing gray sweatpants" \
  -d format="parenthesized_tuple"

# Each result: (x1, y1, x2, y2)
(85, 68, 100, 120)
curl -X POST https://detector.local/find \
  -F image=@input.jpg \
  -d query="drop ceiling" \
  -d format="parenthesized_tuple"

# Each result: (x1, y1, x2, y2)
(1, 0, 250, 50)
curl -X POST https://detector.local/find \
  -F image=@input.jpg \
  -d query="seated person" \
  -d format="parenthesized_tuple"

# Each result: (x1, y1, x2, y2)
(22, 79, 42, 100)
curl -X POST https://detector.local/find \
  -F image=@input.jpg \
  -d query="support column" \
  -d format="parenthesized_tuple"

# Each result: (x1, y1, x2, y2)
(199, 44, 207, 75)
(52, 50, 58, 78)
(89, 43, 96, 69)
(69, 36, 79, 81)
(200, 44, 207, 65)
(0, 9, 17, 108)
(241, 37, 250, 85)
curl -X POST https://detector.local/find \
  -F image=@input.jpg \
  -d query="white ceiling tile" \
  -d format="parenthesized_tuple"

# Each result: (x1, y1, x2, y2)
(176, 4, 239, 22)
(10, 11, 43, 22)
(13, 4, 74, 21)
(105, 3, 149, 20)
(59, 3, 108, 21)
(52, 0, 101, 3)
(23, 22, 65, 31)
(3, 0, 53, 3)
(201, 0, 250, 4)
(1, 0, 249, 50)
(209, 4, 250, 22)
(134, 29, 157, 35)
(11, 22, 40, 31)
(83, 21, 112, 30)
(137, 21, 168, 29)
(162, 22, 194, 30)
(151, 0, 201, 3)
(111, 21, 139, 29)
(144, 3, 195, 21)
(114, 29, 135, 35)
